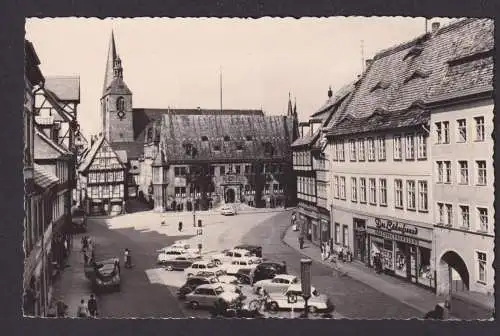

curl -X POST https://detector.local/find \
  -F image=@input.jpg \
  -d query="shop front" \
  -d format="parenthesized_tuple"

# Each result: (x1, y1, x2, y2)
(367, 217, 434, 289)
(353, 217, 368, 263)
(319, 214, 331, 243)
(297, 203, 318, 244)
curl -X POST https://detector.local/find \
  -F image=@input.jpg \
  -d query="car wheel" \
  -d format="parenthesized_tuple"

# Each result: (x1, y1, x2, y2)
(187, 273, 193, 277)
(308, 305, 318, 315)
(189, 301, 199, 309)
(166, 265, 173, 271)
(214, 260, 221, 266)
(268, 301, 279, 313)
(255, 287, 262, 295)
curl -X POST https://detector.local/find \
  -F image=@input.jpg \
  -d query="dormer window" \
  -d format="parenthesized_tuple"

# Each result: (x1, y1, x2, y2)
(403, 69, 431, 84)
(201, 136, 208, 142)
(224, 135, 231, 141)
(370, 81, 390, 93)
(245, 135, 253, 141)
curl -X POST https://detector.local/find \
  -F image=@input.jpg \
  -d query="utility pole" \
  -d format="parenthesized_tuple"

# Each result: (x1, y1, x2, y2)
(300, 258, 312, 319)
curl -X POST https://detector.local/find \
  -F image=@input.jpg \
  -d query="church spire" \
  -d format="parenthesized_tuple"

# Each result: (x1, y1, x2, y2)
(287, 92, 293, 116)
(293, 97, 297, 118)
(103, 30, 118, 96)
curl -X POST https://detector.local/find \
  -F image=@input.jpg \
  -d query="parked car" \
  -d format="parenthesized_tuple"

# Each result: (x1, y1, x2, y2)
(211, 249, 261, 266)
(253, 274, 299, 294)
(234, 268, 253, 285)
(177, 276, 219, 300)
(197, 271, 240, 285)
(267, 284, 334, 314)
(168, 241, 199, 254)
(164, 256, 195, 271)
(252, 261, 288, 283)
(220, 205, 237, 216)
(157, 248, 199, 265)
(233, 244, 262, 258)
(223, 258, 257, 275)
(84, 257, 121, 291)
(185, 260, 220, 277)
(185, 284, 242, 310)
(71, 208, 87, 233)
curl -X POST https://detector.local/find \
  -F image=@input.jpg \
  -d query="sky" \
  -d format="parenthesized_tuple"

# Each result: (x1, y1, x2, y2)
(25, 17, 457, 139)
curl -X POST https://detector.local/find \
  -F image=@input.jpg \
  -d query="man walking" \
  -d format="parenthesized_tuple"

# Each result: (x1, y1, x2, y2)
(87, 294, 98, 318)
(76, 299, 89, 318)
(178, 221, 183, 232)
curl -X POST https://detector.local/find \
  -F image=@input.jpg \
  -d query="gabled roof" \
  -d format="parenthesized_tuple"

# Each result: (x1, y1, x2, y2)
(110, 141, 144, 161)
(44, 76, 80, 102)
(103, 77, 132, 96)
(78, 135, 105, 172)
(310, 81, 356, 119)
(325, 18, 493, 137)
(34, 128, 72, 160)
(34, 164, 59, 189)
(159, 113, 293, 163)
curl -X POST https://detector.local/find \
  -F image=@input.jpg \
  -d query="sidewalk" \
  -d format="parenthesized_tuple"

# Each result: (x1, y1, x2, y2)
(282, 225, 447, 316)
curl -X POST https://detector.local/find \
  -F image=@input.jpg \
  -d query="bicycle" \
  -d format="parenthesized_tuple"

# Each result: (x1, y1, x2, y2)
(248, 291, 278, 314)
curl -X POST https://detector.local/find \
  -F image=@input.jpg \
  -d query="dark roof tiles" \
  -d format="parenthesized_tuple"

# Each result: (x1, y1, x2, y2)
(44, 76, 80, 102)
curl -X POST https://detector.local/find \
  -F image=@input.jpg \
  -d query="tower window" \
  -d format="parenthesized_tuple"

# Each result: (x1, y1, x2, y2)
(245, 135, 253, 141)
(116, 96, 125, 111)
(224, 135, 231, 141)
(201, 136, 208, 142)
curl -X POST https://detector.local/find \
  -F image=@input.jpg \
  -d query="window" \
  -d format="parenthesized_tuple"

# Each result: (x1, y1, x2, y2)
(406, 180, 416, 210)
(338, 141, 345, 161)
(349, 140, 356, 161)
(244, 165, 250, 174)
(405, 134, 415, 160)
(416, 134, 427, 159)
(436, 161, 443, 183)
(236, 144, 243, 151)
(477, 252, 487, 284)
(339, 177, 346, 200)
(393, 135, 402, 160)
(395, 179, 403, 209)
(457, 119, 467, 142)
(377, 136, 386, 160)
(435, 122, 442, 144)
(443, 121, 450, 143)
(245, 135, 253, 141)
(418, 181, 428, 212)
(444, 161, 451, 183)
(335, 223, 340, 244)
(367, 138, 375, 161)
(476, 161, 487, 185)
(213, 144, 221, 151)
(458, 161, 468, 184)
(235, 165, 241, 174)
(358, 139, 365, 161)
(445, 204, 453, 226)
(220, 166, 225, 175)
(359, 178, 366, 203)
(333, 176, 339, 199)
(460, 205, 470, 229)
(437, 203, 444, 225)
(201, 136, 208, 141)
(379, 178, 387, 206)
(351, 177, 357, 202)
(475, 116, 485, 141)
(332, 144, 338, 161)
(478, 208, 488, 232)
(116, 96, 125, 111)
(342, 225, 349, 247)
(369, 178, 377, 204)
(224, 135, 231, 141)
(264, 184, 270, 194)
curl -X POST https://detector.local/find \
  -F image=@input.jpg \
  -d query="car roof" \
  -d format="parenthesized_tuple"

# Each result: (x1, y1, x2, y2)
(196, 283, 224, 289)
(229, 248, 251, 253)
(192, 260, 215, 266)
(235, 244, 260, 248)
(274, 274, 297, 281)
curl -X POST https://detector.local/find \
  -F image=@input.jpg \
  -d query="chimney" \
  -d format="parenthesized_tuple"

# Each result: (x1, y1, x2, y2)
(327, 86, 333, 98)
(365, 59, 373, 68)
(431, 22, 440, 34)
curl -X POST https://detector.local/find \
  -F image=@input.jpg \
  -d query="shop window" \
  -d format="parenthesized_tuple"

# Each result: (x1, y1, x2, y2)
(393, 135, 402, 160)
(357, 139, 366, 161)
(394, 242, 407, 277)
(418, 247, 432, 287)
(457, 119, 467, 142)
(476, 161, 487, 185)
(476, 252, 487, 284)
(475, 116, 485, 142)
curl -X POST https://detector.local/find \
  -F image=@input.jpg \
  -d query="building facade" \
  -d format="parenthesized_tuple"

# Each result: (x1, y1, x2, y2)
(78, 136, 127, 216)
(93, 31, 298, 213)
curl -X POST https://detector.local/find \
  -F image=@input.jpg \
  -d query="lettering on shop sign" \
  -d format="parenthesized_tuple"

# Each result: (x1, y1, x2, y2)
(375, 218, 418, 236)
(373, 229, 419, 246)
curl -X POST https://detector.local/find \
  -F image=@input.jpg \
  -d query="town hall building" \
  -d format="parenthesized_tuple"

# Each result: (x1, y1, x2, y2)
(80, 32, 299, 214)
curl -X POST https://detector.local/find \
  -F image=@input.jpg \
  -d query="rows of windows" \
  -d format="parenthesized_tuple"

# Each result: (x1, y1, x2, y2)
(436, 203, 489, 232)
(436, 160, 487, 185)
(293, 151, 312, 167)
(88, 170, 124, 183)
(435, 116, 485, 144)
(91, 157, 122, 170)
(334, 223, 349, 247)
(334, 176, 428, 212)
(333, 133, 427, 162)
(89, 184, 124, 199)
(176, 164, 283, 177)
(55, 161, 68, 183)
(316, 181, 328, 199)
(52, 193, 65, 221)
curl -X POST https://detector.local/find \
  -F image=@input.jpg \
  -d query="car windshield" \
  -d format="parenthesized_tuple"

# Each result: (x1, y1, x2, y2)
(214, 287, 224, 295)
(291, 278, 298, 284)
(207, 263, 216, 268)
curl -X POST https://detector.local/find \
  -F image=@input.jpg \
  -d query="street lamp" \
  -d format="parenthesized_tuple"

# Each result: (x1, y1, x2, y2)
(300, 258, 312, 318)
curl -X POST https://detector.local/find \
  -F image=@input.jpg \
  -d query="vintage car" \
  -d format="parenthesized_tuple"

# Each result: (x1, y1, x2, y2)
(157, 248, 200, 265)
(223, 258, 257, 275)
(253, 274, 299, 294)
(220, 205, 237, 216)
(233, 244, 263, 258)
(185, 284, 241, 310)
(195, 270, 240, 285)
(177, 275, 219, 299)
(184, 260, 220, 277)
(84, 257, 121, 291)
(252, 261, 287, 283)
(267, 284, 334, 314)
(164, 256, 195, 271)
(210, 249, 261, 266)
(169, 241, 200, 254)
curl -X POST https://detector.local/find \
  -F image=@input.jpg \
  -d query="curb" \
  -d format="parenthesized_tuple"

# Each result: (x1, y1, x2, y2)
(280, 225, 432, 316)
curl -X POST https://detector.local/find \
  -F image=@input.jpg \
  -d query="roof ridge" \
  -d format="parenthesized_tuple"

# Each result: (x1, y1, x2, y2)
(35, 128, 71, 155)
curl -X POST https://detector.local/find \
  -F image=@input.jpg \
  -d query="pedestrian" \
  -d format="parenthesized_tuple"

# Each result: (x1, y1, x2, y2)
(82, 249, 89, 265)
(87, 294, 98, 318)
(298, 236, 304, 249)
(178, 221, 183, 232)
(325, 242, 331, 261)
(56, 299, 68, 317)
(197, 219, 203, 235)
(76, 299, 89, 318)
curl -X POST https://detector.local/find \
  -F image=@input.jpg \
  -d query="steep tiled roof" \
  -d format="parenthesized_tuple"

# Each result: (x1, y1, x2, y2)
(34, 128, 72, 160)
(159, 114, 293, 163)
(110, 141, 145, 160)
(326, 18, 493, 137)
(78, 136, 105, 173)
(291, 132, 319, 148)
(103, 77, 132, 96)
(311, 81, 356, 118)
(34, 164, 59, 189)
(44, 76, 80, 102)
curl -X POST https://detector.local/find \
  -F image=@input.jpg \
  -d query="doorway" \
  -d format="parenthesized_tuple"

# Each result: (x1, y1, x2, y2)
(225, 188, 236, 203)
(353, 218, 367, 263)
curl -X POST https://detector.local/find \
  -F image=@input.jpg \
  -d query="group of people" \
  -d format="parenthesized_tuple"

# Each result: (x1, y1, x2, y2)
(372, 252, 384, 274)
(81, 235, 94, 265)
(76, 294, 99, 318)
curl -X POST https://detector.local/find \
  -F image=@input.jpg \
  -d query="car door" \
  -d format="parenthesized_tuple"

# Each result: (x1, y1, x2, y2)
(285, 290, 305, 310)
(203, 288, 217, 307)
(266, 278, 283, 293)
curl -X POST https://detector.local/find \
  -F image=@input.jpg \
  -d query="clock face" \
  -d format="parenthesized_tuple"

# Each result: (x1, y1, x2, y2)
(117, 110, 125, 120)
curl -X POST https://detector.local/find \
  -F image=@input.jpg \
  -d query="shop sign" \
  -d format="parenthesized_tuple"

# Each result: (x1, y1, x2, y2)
(221, 174, 246, 185)
(375, 218, 418, 236)
(370, 228, 419, 246)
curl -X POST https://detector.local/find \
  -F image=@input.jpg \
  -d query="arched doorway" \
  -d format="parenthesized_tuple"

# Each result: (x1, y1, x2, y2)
(438, 250, 470, 295)
(225, 188, 236, 203)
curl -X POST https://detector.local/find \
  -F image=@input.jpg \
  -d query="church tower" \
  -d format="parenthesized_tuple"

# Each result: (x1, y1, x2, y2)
(287, 93, 300, 141)
(101, 31, 134, 143)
